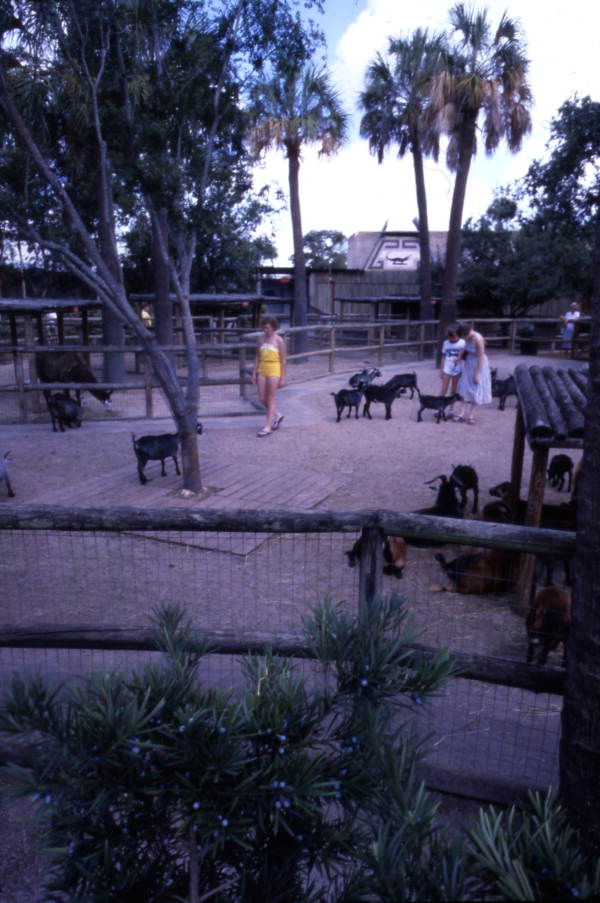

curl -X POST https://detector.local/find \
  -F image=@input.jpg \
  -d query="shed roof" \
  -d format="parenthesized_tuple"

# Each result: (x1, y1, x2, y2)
(513, 363, 587, 449)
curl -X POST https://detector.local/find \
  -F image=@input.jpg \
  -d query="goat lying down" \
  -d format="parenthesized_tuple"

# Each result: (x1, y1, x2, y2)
(434, 548, 516, 594)
(345, 535, 406, 579)
(133, 422, 203, 484)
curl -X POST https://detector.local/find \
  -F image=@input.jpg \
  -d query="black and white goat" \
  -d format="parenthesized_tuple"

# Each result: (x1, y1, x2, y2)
(132, 422, 203, 484)
(349, 367, 381, 390)
(0, 451, 15, 497)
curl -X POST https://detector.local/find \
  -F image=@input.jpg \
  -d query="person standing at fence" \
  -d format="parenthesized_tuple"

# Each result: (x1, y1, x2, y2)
(438, 323, 465, 417)
(559, 301, 580, 351)
(251, 316, 286, 437)
(452, 323, 492, 425)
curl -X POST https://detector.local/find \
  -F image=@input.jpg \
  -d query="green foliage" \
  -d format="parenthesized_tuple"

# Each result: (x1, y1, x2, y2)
(468, 789, 600, 900)
(302, 229, 347, 269)
(0, 596, 457, 901)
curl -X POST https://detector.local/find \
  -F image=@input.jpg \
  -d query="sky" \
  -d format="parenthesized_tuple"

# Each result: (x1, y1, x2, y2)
(253, 0, 600, 265)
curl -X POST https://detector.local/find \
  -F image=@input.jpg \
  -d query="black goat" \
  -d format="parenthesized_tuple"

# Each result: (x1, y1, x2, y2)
(345, 535, 406, 578)
(386, 371, 418, 399)
(404, 474, 463, 549)
(331, 388, 363, 421)
(36, 350, 112, 408)
(362, 377, 406, 420)
(349, 367, 381, 389)
(491, 369, 516, 411)
(416, 391, 461, 423)
(45, 391, 83, 432)
(547, 454, 574, 492)
(132, 423, 203, 484)
(450, 464, 479, 513)
(0, 451, 15, 497)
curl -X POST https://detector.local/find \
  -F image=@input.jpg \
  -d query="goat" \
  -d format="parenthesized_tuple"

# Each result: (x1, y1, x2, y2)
(435, 548, 516, 594)
(450, 464, 479, 513)
(345, 535, 406, 579)
(405, 475, 464, 549)
(526, 586, 571, 666)
(0, 451, 15, 497)
(416, 391, 461, 423)
(362, 377, 407, 420)
(349, 367, 381, 389)
(484, 480, 577, 531)
(36, 350, 112, 408)
(45, 391, 83, 432)
(490, 368, 517, 411)
(547, 454, 574, 492)
(385, 371, 418, 399)
(132, 422, 203, 485)
(331, 388, 363, 422)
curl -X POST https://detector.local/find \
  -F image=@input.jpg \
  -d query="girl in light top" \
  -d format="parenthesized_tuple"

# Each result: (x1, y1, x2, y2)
(251, 316, 286, 437)
(439, 323, 465, 417)
(560, 302, 580, 350)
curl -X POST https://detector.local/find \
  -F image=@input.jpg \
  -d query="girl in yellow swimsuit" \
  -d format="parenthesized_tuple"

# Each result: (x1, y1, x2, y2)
(251, 316, 286, 437)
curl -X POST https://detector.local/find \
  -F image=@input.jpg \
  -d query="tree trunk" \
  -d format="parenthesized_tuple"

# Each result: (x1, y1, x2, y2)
(288, 147, 308, 358)
(559, 210, 600, 852)
(97, 168, 126, 382)
(438, 115, 476, 345)
(411, 135, 433, 322)
(152, 209, 174, 349)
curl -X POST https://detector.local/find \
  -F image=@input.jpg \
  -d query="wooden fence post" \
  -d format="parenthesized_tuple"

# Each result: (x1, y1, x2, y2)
(329, 326, 336, 372)
(377, 326, 384, 366)
(358, 526, 384, 618)
(143, 356, 153, 419)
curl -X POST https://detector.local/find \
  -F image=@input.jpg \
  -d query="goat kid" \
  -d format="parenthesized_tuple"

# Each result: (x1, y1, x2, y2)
(331, 388, 363, 422)
(450, 464, 479, 513)
(435, 548, 516, 594)
(345, 535, 406, 578)
(45, 391, 83, 432)
(416, 391, 461, 423)
(547, 454, 574, 492)
(133, 422, 203, 484)
(349, 367, 381, 389)
(0, 451, 15, 497)
(526, 586, 571, 666)
(405, 475, 463, 548)
(490, 368, 516, 411)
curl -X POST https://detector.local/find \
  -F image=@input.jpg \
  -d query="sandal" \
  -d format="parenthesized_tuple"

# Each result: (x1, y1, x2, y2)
(271, 414, 284, 430)
(257, 428, 272, 437)
(452, 414, 464, 422)
(466, 417, 476, 425)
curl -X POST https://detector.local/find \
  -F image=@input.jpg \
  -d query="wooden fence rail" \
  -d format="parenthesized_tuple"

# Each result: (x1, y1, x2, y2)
(0, 504, 574, 699)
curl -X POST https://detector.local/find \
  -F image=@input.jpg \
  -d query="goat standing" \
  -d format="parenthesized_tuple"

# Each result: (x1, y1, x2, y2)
(331, 388, 363, 422)
(132, 423, 203, 484)
(526, 586, 571, 666)
(36, 350, 112, 408)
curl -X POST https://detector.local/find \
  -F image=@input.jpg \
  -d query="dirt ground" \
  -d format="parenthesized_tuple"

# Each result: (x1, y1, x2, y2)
(0, 348, 584, 901)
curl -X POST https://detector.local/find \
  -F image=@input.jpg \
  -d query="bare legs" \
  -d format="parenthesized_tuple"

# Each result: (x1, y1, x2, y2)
(256, 375, 281, 434)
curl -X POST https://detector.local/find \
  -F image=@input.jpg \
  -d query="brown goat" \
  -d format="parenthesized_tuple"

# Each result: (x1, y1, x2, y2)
(526, 586, 571, 666)
(345, 535, 407, 579)
(434, 548, 516, 594)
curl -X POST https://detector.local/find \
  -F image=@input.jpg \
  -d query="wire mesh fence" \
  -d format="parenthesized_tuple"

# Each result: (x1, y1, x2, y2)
(0, 507, 574, 797)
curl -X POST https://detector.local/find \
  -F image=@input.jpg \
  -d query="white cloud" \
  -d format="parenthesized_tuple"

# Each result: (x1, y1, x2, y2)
(255, 0, 600, 264)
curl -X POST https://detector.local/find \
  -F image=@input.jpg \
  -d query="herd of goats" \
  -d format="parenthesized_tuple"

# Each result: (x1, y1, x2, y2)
(335, 365, 577, 670)
(0, 352, 577, 668)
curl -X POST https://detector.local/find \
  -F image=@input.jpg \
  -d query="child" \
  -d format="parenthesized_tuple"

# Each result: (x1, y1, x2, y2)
(439, 324, 465, 416)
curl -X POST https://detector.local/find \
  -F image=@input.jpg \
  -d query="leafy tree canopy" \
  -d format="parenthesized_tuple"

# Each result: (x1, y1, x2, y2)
(302, 229, 347, 269)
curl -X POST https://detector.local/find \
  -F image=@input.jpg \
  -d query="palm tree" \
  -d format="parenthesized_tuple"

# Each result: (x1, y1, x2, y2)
(429, 3, 532, 336)
(248, 63, 348, 356)
(359, 29, 445, 321)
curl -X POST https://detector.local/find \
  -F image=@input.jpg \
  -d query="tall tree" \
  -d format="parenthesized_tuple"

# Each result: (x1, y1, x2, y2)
(428, 3, 532, 338)
(0, 0, 322, 489)
(359, 28, 444, 321)
(248, 62, 348, 356)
